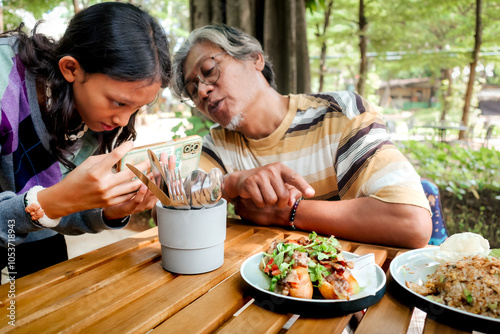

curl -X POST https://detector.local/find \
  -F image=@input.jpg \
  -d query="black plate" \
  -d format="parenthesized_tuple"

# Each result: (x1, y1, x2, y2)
(389, 248, 500, 333)
(240, 252, 386, 318)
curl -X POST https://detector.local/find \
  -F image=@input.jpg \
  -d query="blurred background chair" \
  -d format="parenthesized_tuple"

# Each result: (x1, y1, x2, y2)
(484, 123, 496, 148)
(421, 179, 449, 245)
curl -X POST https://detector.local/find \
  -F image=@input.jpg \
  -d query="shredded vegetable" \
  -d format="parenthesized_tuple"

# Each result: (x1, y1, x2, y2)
(260, 232, 359, 300)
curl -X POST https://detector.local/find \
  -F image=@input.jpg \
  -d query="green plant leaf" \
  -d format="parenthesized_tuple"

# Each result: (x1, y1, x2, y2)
(490, 249, 500, 258)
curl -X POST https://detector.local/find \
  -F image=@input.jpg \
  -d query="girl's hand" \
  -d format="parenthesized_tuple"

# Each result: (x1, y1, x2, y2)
(102, 183, 157, 220)
(38, 141, 156, 218)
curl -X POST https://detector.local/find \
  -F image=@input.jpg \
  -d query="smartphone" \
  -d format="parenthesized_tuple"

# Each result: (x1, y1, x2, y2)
(117, 135, 203, 177)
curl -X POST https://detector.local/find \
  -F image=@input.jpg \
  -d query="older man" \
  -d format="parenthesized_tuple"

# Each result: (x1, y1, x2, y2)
(171, 24, 431, 248)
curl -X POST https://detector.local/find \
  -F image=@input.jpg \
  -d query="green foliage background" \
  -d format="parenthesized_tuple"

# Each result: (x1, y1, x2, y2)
(397, 140, 500, 247)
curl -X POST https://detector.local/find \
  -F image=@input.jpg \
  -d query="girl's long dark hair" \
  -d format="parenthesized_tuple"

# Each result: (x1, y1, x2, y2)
(2, 2, 171, 169)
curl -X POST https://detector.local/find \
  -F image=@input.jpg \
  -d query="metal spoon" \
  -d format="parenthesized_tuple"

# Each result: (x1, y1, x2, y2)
(186, 169, 207, 209)
(200, 168, 223, 208)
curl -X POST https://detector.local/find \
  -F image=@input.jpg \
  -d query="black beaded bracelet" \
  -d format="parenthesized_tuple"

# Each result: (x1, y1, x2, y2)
(289, 196, 303, 230)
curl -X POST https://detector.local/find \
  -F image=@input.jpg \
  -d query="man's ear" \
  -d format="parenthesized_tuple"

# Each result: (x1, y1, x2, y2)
(58, 56, 82, 83)
(253, 52, 265, 72)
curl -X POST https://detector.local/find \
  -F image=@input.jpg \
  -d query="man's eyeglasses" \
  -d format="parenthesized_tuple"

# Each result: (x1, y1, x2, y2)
(181, 52, 226, 108)
(139, 92, 160, 113)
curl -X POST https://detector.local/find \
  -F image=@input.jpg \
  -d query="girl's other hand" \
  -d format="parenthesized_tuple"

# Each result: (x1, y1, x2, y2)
(38, 141, 156, 218)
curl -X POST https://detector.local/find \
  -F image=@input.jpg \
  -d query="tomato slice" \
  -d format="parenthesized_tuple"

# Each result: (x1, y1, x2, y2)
(264, 258, 274, 274)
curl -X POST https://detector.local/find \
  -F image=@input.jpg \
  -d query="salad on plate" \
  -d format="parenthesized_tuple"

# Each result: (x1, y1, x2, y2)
(260, 232, 360, 300)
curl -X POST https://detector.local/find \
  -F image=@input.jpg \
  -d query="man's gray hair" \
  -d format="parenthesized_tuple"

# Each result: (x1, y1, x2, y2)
(171, 24, 276, 98)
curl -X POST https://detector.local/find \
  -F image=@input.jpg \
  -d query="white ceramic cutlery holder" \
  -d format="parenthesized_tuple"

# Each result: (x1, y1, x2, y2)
(156, 199, 227, 274)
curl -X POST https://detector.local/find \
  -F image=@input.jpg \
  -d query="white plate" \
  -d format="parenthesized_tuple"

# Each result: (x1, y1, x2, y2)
(390, 248, 500, 332)
(240, 251, 386, 317)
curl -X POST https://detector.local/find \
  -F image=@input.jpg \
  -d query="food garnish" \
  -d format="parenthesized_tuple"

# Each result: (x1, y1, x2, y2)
(490, 249, 500, 259)
(260, 232, 360, 300)
(430, 232, 490, 264)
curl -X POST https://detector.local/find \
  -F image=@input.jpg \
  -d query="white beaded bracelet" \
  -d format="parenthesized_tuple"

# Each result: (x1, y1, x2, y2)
(25, 186, 61, 228)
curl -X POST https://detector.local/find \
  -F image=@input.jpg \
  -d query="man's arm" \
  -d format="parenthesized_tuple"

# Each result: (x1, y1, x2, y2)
(234, 196, 432, 249)
(294, 197, 431, 248)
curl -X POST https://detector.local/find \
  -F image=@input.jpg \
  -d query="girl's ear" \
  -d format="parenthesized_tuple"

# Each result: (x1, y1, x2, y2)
(58, 56, 83, 83)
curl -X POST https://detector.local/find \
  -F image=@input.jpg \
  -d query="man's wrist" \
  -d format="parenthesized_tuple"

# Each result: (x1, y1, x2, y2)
(221, 173, 236, 201)
(289, 196, 303, 230)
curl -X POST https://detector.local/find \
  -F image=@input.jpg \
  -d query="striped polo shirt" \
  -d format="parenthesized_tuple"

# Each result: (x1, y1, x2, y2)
(200, 91, 430, 211)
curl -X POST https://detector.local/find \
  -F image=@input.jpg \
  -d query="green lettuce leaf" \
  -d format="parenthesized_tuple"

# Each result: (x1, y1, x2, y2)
(489, 249, 500, 258)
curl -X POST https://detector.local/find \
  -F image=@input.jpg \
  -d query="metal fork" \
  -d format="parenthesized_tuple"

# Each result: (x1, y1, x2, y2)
(167, 168, 190, 209)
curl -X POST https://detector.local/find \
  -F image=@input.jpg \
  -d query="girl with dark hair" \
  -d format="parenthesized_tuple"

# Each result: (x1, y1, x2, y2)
(0, 2, 172, 277)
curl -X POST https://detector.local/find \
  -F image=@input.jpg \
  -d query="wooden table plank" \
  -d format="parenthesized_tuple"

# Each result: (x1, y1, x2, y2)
(8, 262, 173, 334)
(152, 272, 249, 333)
(345, 242, 412, 261)
(0, 227, 158, 306)
(78, 228, 284, 334)
(225, 225, 256, 249)
(0, 243, 161, 331)
(423, 317, 472, 334)
(355, 251, 413, 334)
(288, 316, 352, 334)
(354, 282, 414, 334)
(353, 245, 388, 267)
(215, 303, 291, 334)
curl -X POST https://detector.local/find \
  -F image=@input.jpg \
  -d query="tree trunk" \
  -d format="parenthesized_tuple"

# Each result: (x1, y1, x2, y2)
(264, 0, 295, 93)
(225, 0, 255, 35)
(357, 0, 368, 97)
(460, 0, 482, 140)
(318, 42, 326, 93)
(73, 0, 80, 14)
(189, 0, 310, 95)
(429, 86, 434, 108)
(440, 68, 453, 122)
(190, 0, 212, 30)
(317, 0, 334, 93)
(379, 79, 391, 108)
(0, 0, 3, 33)
(294, 0, 310, 94)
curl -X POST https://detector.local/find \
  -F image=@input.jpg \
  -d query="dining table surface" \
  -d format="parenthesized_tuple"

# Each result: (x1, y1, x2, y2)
(0, 218, 481, 334)
(417, 123, 469, 142)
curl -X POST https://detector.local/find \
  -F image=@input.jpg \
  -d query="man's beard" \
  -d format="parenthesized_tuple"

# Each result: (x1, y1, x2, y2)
(226, 113, 244, 131)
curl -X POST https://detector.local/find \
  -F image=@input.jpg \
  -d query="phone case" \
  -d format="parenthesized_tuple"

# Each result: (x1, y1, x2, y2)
(117, 135, 203, 178)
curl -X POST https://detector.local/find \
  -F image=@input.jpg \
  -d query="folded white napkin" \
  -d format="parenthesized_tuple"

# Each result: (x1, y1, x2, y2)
(350, 253, 378, 298)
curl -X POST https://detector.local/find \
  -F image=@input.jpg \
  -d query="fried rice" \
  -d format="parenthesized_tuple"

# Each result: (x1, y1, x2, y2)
(406, 255, 500, 319)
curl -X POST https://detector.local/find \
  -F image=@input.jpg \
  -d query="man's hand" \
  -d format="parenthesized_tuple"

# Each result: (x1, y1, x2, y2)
(223, 162, 314, 208)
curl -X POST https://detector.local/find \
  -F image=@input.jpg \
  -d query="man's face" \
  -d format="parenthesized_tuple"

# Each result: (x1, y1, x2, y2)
(182, 42, 263, 130)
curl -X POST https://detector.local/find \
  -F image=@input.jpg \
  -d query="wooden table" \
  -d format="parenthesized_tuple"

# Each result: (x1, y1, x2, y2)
(0, 219, 473, 333)
(418, 123, 468, 142)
